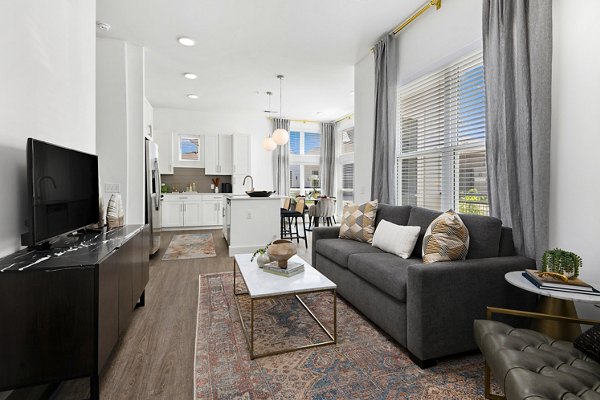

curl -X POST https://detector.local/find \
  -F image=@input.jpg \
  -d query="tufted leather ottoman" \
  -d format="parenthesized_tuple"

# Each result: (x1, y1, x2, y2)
(474, 319, 600, 399)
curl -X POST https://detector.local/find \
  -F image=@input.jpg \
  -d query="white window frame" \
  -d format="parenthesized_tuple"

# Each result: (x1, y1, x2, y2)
(289, 124, 321, 196)
(396, 51, 489, 215)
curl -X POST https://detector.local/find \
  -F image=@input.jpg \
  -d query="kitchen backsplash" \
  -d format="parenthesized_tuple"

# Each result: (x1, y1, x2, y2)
(161, 167, 231, 193)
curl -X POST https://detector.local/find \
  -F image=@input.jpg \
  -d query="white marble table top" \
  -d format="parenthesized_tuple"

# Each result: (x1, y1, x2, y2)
(505, 271, 600, 304)
(234, 253, 336, 299)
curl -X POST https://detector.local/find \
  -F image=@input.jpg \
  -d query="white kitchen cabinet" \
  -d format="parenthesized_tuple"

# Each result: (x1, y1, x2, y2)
(155, 131, 174, 174)
(161, 194, 223, 228)
(204, 134, 233, 175)
(162, 201, 183, 227)
(201, 195, 224, 226)
(183, 201, 203, 226)
(232, 134, 251, 175)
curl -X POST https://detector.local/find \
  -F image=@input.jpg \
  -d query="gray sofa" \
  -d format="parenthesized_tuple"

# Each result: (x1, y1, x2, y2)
(312, 204, 537, 368)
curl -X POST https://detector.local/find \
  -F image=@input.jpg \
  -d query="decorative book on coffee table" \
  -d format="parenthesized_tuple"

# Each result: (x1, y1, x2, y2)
(263, 261, 304, 277)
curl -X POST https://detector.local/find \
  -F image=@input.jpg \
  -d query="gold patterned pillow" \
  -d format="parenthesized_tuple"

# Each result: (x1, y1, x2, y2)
(422, 210, 469, 264)
(339, 200, 378, 243)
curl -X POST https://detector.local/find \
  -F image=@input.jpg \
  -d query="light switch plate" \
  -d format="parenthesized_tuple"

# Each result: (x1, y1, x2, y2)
(105, 183, 120, 193)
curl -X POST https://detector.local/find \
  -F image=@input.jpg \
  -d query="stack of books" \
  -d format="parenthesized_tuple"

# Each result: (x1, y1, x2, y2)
(263, 261, 304, 277)
(523, 269, 600, 296)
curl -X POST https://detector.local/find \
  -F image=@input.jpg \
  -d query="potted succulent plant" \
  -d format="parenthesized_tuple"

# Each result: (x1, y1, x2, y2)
(541, 248, 582, 279)
(251, 243, 271, 268)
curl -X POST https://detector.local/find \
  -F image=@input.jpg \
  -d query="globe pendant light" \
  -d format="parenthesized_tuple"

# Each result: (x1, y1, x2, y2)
(262, 137, 277, 151)
(263, 91, 277, 151)
(272, 75, 289, 145)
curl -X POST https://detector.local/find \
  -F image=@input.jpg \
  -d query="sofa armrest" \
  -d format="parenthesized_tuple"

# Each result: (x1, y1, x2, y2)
(406, 256, 537, 361)
(311, 226, 340, 266)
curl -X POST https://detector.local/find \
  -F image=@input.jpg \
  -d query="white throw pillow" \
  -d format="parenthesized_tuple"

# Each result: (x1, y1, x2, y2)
(372, 220, 421, 259)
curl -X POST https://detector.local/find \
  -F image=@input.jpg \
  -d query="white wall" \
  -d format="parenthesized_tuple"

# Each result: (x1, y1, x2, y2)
(153, 108, 273, 190)
(96, 38, 146, 225)
(353, 0, 482, 202)
(353, 54, 375, 204)
(0, 1, 96, 257)
(550, 0, 600, 319)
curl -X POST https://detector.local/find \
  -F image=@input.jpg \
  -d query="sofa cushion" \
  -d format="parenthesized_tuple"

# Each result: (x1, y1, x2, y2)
(339, 200, 378, 243)
(372, 220, 420, 259)
(347, 253, 423, 302)
(422, 211, 469, 264)
(407, 207, 442, 258)
(459, 213, 503, 259)
(375, 204, 412, 229)
(315, 238, 384, 268)
(408, 207, 503, 259)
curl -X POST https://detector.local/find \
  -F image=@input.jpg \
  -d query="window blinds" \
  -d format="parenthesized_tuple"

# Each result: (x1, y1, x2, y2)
(396, 51, 489, 215)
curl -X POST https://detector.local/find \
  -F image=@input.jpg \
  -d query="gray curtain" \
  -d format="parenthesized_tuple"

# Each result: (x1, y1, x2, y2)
(371, 33, 397, 205)
(483, 0, 552, 261)
(272, 118, 290, 196)
(320, 122, 336, 197)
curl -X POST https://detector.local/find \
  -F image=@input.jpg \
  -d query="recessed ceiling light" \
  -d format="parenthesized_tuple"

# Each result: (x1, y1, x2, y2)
(96, 21, 111, 32)
(183, 73, 197, 80)
(316, 112, 322, 115)
(178, 37, 195, 46)
(350, 90, 355, 95)
(187, 94, 199, 99)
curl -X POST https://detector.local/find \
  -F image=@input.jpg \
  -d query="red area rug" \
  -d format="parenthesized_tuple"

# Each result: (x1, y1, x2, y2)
(194, 272, 487, 399)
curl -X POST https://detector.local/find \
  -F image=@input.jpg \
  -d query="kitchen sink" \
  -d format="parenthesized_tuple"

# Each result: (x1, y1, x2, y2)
(245, 191, 275, 197)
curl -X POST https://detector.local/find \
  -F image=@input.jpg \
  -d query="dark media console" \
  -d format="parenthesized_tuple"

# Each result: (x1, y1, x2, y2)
(0, 225, 149, 400)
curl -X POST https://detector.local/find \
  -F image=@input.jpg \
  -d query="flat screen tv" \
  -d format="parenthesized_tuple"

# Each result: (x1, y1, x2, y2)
(21, 138, 100, 247)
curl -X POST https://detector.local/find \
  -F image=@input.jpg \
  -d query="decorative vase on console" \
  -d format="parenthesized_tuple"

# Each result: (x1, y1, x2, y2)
(106, 193, 124, 229)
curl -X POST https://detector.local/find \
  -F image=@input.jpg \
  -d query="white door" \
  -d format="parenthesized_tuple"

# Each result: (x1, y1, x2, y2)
(232, 134, 251, 175)
(204, 135, 219, 174)
(183, 202, 203, 226)
(202, 201, 219, 226)
(218, 135, 233, 175)
(162, 201, 183, 227)
(155, 131, 174, 174)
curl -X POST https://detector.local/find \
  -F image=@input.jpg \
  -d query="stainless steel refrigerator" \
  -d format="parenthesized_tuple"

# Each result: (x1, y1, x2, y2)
(145, 138, 162, 255)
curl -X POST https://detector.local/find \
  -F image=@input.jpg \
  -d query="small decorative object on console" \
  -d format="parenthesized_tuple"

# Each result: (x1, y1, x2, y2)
(267, 239, 297, 268)
(542, 248, 582, 279)
(106, 193, 124, 229)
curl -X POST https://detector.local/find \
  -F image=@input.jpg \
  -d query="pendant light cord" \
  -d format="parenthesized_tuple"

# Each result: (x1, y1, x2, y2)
(279, 77, 283, 118)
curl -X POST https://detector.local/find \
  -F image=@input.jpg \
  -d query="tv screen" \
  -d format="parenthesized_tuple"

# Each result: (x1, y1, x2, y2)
(22, 138, 99, 246)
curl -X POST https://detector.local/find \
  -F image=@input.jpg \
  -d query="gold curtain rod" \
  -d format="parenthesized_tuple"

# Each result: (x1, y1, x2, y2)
(370, 0, 442, 52)
(268, 113, 354, 125)
(334, 113, 353, 123)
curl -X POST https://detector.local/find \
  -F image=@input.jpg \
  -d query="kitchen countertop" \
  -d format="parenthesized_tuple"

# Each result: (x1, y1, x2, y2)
(225, 194, 283, 200)
(162, 192, 224, 195)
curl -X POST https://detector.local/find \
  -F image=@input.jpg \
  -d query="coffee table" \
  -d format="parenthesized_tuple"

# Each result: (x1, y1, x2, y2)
(233, 253, 337, 359)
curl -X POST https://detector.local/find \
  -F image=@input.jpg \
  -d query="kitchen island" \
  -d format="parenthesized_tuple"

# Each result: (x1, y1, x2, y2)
(224, 194, 283, 256)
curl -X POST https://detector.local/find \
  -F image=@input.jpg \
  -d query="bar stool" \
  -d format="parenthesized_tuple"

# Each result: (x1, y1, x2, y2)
(281, 197, 307, 247)
(280, 197, 292, 238)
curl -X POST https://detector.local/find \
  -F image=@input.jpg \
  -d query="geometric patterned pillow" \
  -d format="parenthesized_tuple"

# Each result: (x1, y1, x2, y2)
(339, 200, 378, 243)
(574, 324, 600, 364)
(422, 210, 469, 264)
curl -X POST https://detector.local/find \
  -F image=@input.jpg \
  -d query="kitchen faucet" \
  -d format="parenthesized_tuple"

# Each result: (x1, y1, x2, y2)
(242, 175, 254, 191)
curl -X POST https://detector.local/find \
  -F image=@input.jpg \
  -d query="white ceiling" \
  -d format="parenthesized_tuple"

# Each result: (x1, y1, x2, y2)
(97, 0, 423, 121)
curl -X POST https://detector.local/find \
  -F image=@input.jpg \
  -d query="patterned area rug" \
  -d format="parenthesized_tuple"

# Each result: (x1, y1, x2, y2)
(194, 272, 488, 399)
(162, 233, 217, 260)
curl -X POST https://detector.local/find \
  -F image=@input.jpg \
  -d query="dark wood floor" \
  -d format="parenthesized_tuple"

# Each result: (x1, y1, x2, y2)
(5, 228, 312, 400)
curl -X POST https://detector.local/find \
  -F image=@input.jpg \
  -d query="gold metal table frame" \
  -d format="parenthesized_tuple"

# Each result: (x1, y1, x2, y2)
(233, 259, 337, 359)
(483, 306, 600, 400)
